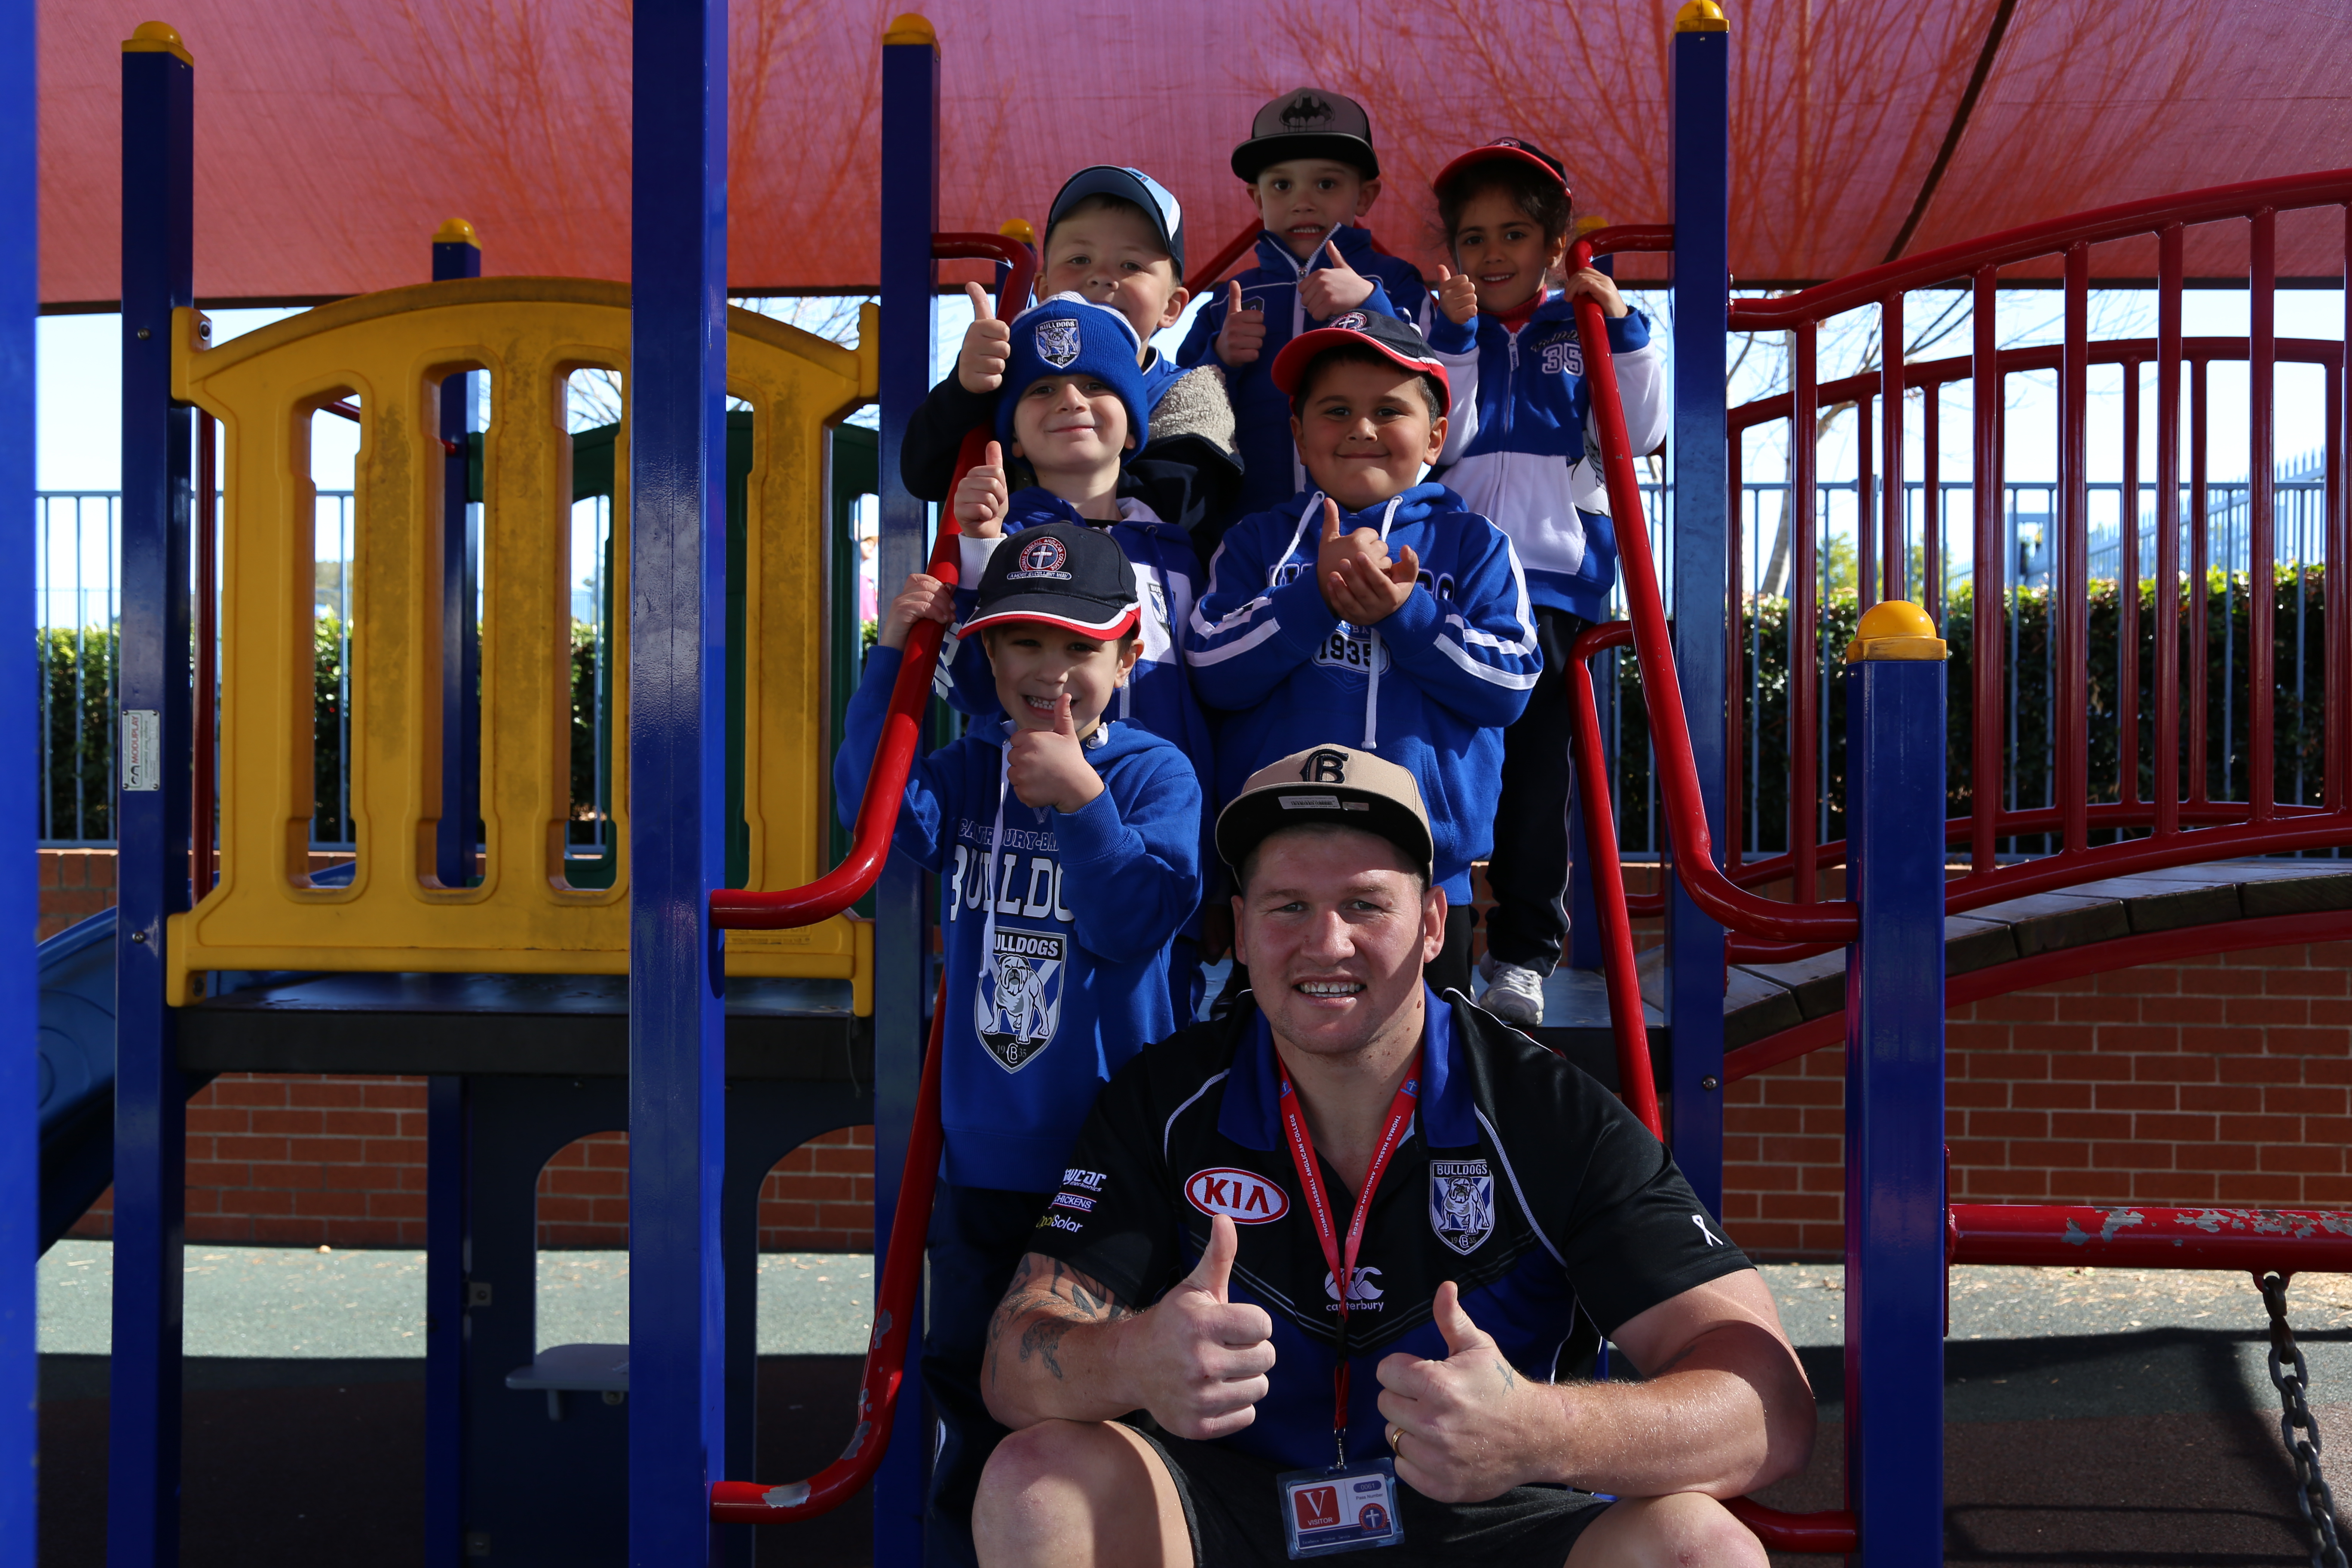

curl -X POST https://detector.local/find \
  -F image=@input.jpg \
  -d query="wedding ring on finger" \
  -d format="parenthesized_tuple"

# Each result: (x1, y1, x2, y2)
(1384, 1422, 1403, 1455)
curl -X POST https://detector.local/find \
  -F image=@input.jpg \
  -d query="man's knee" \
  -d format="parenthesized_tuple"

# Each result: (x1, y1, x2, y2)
(1567, 1494, 1767, 1568)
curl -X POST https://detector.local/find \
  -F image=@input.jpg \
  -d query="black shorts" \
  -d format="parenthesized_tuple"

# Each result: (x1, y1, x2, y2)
(1124, 1423, 1612, 1568)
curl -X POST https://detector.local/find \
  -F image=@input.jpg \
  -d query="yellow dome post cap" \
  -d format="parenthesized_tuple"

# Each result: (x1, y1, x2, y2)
(123, 21, 194, 65)
(434, 218, 480, 248)
(1674, 2, 1729, 32)
(997, 218, 1037, 246)
(882, 14, 937, 47)
(1845, 600, 1948, 662)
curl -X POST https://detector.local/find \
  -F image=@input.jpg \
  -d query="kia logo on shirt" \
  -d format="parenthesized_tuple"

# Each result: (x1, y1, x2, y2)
(1185, 1167, 1290, 1224)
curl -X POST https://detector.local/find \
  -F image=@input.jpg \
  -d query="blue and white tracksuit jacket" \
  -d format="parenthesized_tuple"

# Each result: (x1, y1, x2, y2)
(836, 652, 1202, 1192)
(1433, 298, 1666, 622)
(1177, 226, 1442, 515)
(1182, 481, 1540, 903)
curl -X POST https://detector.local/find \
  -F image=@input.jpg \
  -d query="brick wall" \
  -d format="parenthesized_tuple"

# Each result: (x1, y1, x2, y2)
(1722, 940, 2352, 1259)
(70, 1087, 878, 1253)
(46, 846, 2349, 1259)
(40, 848, 116, 940)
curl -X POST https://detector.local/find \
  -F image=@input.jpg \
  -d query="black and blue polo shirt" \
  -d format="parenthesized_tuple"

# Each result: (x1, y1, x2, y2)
(1029, 987, 1753, 1473)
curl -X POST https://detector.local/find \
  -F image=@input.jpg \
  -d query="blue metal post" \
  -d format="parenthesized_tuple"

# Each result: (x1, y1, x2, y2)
(1842, 616, 1948, 1562)
(876, 17, 939, 1568)
(1667, 2, 1730, 1210)
(0, 0, 34, 1555)
(629, 0, 729, 1562)
(111, 26, 195, 1568)
(434, 221, 482, 888)
(426, 220, 483, 1568)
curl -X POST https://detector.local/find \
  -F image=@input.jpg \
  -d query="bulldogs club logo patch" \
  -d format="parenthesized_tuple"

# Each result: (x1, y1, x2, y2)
(1328, 312, 1369, 331)
(1035, 317, 1081, 368)
(975, 928, 1066, 1070)
(1009, 535, 1072, 581)
(1430, 1158, 1495, 1255)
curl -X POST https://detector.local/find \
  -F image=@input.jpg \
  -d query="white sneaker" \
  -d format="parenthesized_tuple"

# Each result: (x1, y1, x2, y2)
(1476, 957, 1546, 1027)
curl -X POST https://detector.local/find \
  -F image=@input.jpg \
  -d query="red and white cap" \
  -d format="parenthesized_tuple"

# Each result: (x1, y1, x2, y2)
(1432, 137, 1571, 203)
(1269, 310, 1451, 415)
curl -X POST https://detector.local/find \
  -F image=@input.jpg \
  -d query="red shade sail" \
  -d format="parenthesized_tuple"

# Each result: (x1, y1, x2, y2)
(41, 0, 2352, 307)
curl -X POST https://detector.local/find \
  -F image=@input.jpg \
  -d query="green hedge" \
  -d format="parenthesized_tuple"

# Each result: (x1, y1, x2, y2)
(1603, 564, 2332, 855)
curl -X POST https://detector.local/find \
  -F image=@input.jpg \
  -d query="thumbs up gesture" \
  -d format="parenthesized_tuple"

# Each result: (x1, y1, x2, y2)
(953, 439, 1010, 536)
(1375, 1283, 1549, 1504)
(1298, 238, 1377, 319)
(1214, 280, 1266, 366)
(958, 280, 1014, 393)
(1005, 692, 1106, 814)
(1124, 1215, 1277, 1440)
(1315, 497, 1415, 626)
(1434, 263, 1479, 326)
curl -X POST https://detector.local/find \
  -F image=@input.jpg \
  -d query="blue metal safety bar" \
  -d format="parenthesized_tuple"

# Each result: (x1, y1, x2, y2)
(1843, 605, 1950, 1563)
(425, 220, 483, 1568)
(875, 15, 940, 1565)
(1667, 2, 1730, 1211)
(628, 0, 732, 1562)
(111, 25, 196, 1568)
(0, 0, 36, 1557)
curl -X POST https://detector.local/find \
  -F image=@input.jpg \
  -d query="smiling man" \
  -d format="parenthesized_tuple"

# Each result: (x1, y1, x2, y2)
(971, 747, 1814, 1568)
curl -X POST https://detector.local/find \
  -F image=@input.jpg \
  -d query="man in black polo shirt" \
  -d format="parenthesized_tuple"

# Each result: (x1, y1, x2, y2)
(970, 746, 1814, 1566)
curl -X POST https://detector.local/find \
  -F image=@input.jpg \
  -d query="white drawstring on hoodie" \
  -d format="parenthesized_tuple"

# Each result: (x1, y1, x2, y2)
(1271, 490, 1403, 749)
(983, 723, 1112, 1082)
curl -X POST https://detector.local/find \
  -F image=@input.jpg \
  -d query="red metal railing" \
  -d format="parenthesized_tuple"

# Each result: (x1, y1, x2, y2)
(710, 232, 1034, 931)
(711, 974, 947, 1524)
(705, 233, 1031, 1523)
(1715, 171, 2352, 946)
(1562, 180, 2352, 1554)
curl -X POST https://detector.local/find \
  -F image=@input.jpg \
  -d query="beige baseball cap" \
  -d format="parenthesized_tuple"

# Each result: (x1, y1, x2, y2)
(1214, 745, 1433, 878)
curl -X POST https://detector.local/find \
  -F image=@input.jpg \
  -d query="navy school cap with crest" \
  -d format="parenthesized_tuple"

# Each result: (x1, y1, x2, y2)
(959, 521, 1142, 642)
(1047, 165, 1185, 276)
(1233, 87, 1378, 183)
(1269, 310, 1451, 415)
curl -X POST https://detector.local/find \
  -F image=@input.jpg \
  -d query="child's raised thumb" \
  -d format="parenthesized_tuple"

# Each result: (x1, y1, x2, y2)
(1321, 497, 1342, 541)
(1054, 693, 1077, 736)
(984, 439, 1003, 470)
(964, 279, 995, 322)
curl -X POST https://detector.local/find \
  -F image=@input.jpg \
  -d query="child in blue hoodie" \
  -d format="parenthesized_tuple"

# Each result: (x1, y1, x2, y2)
(839, 521, 1200, 1565)
(1184, 313, 1540, 999)
(943, 291, 1218, 1018)
(1176, 88, 1467, 518)
(1426, 139, 1668, 1027)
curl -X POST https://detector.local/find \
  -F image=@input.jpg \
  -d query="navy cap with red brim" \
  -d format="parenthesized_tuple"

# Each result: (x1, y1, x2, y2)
(958, 521, 1142, 641)
(1269, 310, 1451, 415)
(1432, 138, 1571, 202)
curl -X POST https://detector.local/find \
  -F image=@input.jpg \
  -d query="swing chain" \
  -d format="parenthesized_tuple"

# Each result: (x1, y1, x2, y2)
(2260, 1272, 2349, 1568)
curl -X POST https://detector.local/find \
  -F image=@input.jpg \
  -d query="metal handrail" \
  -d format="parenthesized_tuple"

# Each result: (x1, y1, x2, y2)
(708, 231, 1035, 931)
(710, 974, 947, 1524)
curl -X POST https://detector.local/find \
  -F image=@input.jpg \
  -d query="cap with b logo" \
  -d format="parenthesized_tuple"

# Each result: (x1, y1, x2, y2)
(959, 521, 1142, 641)
(1215, 745, 1434, 878)
(1233, 87, 1379, 182)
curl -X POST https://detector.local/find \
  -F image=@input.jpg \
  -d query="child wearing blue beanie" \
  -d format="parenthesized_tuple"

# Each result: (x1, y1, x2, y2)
(941, 291, 1219, 1027)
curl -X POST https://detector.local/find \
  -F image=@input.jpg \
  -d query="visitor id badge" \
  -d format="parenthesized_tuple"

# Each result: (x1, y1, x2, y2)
(1277, 1459, 1404, 1558)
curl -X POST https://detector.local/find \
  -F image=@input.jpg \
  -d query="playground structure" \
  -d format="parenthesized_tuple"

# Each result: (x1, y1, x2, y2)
(14, 4, 2349, 1566)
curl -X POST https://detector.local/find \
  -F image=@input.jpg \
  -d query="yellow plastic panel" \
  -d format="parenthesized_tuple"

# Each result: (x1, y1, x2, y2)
(165, 281, 876, 1004)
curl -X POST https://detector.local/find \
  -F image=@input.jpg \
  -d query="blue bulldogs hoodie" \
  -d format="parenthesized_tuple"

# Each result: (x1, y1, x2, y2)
(1177, 225, 1453, 515)
(836, 648, 1203, 1192)
(1182, 481, 1540, 902)
(1433, 298, 1666, 622)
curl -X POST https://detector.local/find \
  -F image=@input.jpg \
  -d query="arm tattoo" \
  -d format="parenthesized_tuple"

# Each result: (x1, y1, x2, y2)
(983, 1254, 1132, 1391)
(1494, 1357, 1518, 1392)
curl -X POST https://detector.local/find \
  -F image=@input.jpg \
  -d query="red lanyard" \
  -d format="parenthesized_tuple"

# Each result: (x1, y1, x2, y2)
(1275, 1050, 1421, 1464)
